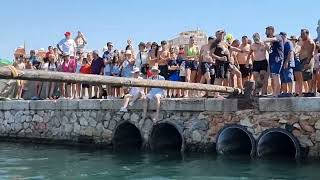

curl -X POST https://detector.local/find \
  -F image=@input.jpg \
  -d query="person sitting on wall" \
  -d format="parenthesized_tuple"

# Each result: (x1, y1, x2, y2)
(142, 66, 165, 121)
(120, 67, 145, 112)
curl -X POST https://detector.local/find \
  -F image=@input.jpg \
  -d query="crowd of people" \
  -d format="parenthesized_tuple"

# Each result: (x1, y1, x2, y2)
(12, 27, 320, 104)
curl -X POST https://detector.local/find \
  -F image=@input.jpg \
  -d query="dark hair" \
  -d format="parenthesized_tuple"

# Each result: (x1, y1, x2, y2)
(208, 36, 214, 41)
(139, 42, 146, 48)
(82, 58, 88, 64)
(43, 57, 49, 63)
(107, 42, 113, 46)
(242, 36, 248, 39)
(161, 40, 167, 45)
(301, 29, 309, 35)
(112, 52, 120, 65)
(151, 42, 159, 57)
(232, 39, 240, 46)
(266, 26, 274, 30)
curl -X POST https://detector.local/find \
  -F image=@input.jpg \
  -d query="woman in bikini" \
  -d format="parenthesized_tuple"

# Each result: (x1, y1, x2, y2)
(185, 36, 200, 97)
(147, 42, 159, 77)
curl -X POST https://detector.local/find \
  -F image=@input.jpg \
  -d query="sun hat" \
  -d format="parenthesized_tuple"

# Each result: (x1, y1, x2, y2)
(131, 67, 141, 74)
(151, 66, 160, 73)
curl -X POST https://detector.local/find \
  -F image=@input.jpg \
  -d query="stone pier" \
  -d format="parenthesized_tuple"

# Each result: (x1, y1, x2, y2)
(0, 98, 320, 158)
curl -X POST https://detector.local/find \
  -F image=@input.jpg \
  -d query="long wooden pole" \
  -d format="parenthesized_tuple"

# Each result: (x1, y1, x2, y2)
(0, 66, 240, 94)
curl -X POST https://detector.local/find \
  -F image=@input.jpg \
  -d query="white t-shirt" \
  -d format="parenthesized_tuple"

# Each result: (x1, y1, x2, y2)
(134, 51, 148, 69)
(129, 77, 144, 96)
(58, 38, 77, 55)
(41, 62, 49, 71)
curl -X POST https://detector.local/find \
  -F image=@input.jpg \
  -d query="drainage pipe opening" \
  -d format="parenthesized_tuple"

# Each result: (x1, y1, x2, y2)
(257, 128, 300, 159)
(112, 122, 142, 151)
(216, 125, 256, 156)
(150, 123, 183, 152)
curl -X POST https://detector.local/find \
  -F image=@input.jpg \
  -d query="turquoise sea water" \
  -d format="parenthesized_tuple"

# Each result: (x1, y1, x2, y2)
(0, 142, 319, 180)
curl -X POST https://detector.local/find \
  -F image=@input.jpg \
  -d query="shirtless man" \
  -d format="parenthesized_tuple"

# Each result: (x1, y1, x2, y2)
(157, 40, 170, 80)
(247, 33, 269, 95)
(74, 31, 87, 53)
(237, 36, 251, 85)
(300, 29, 316, 94)
(229, 39, 243, 89)
(200, 36, 215, 85)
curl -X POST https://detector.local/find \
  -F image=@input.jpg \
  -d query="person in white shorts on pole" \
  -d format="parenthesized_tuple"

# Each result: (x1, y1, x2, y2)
(142, 66, 165, 121)
(120, 67, 145, 112)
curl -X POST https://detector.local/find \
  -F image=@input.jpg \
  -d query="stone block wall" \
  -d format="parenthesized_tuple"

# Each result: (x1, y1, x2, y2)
(0, 98, 320, 157)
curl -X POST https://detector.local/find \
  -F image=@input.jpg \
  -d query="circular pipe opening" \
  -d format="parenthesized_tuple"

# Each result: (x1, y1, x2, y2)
(150, 122, 183, 152)
(112, 122, 142, 151)
(257, 128, 300, 159)
(216, 125, 256, 157)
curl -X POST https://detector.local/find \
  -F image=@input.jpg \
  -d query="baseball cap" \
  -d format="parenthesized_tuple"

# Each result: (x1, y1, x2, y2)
(64, 32, 71, 36)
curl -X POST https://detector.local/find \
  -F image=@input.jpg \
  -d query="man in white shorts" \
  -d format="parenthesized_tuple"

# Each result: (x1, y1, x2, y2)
(143, 66, 165, 121)
(120, 67, 145, 112)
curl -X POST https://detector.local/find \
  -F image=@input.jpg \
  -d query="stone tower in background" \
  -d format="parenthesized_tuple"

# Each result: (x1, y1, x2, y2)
(167, 30, 208, 49)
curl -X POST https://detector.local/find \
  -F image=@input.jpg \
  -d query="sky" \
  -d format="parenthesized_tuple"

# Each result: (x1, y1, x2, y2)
(1, 0, 320, 59)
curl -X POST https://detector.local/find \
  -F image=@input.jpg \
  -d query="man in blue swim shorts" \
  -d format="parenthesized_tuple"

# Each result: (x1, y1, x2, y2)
(264, 26, 284, 97)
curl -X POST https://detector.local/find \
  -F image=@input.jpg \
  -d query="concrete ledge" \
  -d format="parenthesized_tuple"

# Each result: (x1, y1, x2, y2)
(29, 100, 59, 110)
(58, 100, 79, 110)
(162, 98, 206, 111)
(101, 100, 122, 110)
(0, 99, 239, 112)
(0, 101, 30, 110)
(205, 99, 238, 111)
(259, 97, 320, 112)
(79, 100, 100, 110)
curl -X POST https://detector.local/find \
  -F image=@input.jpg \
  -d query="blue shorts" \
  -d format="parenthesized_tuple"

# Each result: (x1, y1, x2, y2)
(293, 59, 303, 72)
(169, 72, 180, 81)
(280, 68, 294, 83)
(185, 60, 198, 71)
(270, 61, 283, 75)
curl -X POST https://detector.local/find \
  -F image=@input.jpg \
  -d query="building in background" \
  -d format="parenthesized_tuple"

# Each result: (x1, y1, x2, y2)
(167, 29, 208, 49)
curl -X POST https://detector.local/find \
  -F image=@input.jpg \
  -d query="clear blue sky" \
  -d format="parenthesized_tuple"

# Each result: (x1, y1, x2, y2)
(1, 0, 319, 59)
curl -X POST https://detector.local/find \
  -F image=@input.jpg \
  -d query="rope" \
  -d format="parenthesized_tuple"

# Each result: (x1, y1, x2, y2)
(7, 65, 19, 77)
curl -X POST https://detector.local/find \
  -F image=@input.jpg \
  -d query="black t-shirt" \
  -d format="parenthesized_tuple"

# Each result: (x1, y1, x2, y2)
(168, 59, 179, 75)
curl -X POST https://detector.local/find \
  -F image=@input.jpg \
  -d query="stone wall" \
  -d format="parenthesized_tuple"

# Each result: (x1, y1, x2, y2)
(0, 98, 320, 157)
